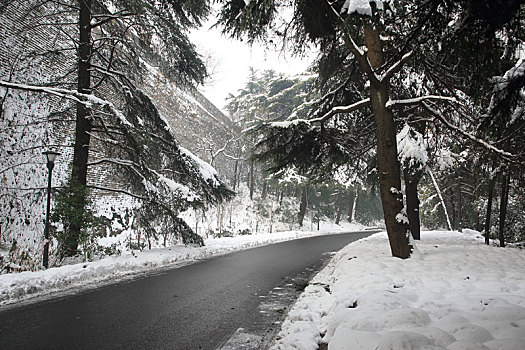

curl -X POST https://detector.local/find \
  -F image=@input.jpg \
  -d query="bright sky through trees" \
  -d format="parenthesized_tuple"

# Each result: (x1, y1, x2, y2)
(190, 18, 314, 110)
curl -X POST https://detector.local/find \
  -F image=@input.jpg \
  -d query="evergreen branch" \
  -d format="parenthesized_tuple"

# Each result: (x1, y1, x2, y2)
(90, 11, 134, 29)
(87, 157, 140, 169)
(326, 1, 378, 83)
(386, 95, 456, 108)
(421, 101, 520, 163)
(0, 80, 132, 126)
(381, 51, 414, 82)
(86, 185, 144, 200)
(316, 98, 371, 122)
(267, 98, 370, 129)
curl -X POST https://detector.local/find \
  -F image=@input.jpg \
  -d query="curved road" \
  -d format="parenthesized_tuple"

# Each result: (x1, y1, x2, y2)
(0, 231, 373, 350)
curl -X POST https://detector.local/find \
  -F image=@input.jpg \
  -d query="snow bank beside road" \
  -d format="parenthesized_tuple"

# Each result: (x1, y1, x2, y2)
(0, 222, 366, 306)
(270, 230, 525, 350)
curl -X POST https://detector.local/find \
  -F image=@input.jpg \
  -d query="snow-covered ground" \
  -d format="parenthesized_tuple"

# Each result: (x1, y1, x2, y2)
(270, 230, 525, 350)
(0, 222, 366, 306)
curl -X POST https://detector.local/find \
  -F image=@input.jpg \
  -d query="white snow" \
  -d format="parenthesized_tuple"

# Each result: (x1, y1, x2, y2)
(341, 0, 392, 16)
(0, 222, 366, 306)
(397, 124, 428, 169)
(154, 171, 200, 202)
(179, 145, 220, 187)
(270, 230, 525, 350)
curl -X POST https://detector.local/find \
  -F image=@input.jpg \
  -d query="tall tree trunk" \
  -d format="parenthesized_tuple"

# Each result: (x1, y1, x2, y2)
(261, 179, 268, 199)
(364, 23, 411, 258)
(249, 159, 254, 200)
(67, 0, 93, 256)
(232, 158, 239, 191)
(335, 190, 343, 225)
(298, 186, 308, 227)
(348, 189, 356, 222)
(404, 169, 421, 240)
(449, 186, 457, 230)
(456, 175, 462, 230)
(498, 174, 509, 247)
(474, 172, 482, 232)
(484, 174, 496, 245)
(429, 170, 452, 230)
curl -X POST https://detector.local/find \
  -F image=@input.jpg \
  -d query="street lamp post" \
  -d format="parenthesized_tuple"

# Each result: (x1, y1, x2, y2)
(42, 150, 60, 269)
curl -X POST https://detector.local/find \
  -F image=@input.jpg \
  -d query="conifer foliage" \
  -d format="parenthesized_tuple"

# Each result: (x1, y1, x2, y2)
(0, 0, 232, 269)
(216, 0, 525, 258)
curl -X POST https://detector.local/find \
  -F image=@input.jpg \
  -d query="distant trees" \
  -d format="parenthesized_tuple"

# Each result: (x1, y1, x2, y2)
(225, 68, 384, 230)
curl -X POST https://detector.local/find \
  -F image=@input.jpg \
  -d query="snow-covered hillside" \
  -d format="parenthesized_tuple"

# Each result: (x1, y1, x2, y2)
(271, 230, 525, 350)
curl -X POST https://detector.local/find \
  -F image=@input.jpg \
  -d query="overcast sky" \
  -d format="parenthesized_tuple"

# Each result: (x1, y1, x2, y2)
(190, 19, 315, 112)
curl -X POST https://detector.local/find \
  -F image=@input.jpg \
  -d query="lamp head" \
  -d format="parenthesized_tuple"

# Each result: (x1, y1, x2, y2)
(43, 150, 61, 165)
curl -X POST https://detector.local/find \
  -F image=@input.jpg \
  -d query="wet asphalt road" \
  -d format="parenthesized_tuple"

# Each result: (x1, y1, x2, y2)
(0, 231, 373, 350)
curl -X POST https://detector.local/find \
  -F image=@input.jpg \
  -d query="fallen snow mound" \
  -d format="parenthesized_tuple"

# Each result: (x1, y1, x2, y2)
(271, 230, 525, 350)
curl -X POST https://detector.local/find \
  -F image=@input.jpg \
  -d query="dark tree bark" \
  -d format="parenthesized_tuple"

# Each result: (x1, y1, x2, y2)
(261, 179, 268, 199)
(474, 173, 482, 232)
(298, 186, 308, 227)
(404, 169, 421, 240)
(449, 185, 457, 230)
(249, 159, 254, 200)
(335, 190, 343, 225)
(455, 175, 462, 230)
(498, 173, 509, 247)
(232, 158, 238, 191)
(364, 22, 411, 258)
(66, 0, 93, 256)
(484, 174, 496, 245)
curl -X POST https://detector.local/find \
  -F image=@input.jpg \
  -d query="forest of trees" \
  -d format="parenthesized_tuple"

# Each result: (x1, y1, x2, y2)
(217, 0, 525, 258)
(0, 0, 524, 271)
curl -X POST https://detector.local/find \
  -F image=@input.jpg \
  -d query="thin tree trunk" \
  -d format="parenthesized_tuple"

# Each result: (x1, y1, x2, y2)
(335, 190, 343, 225)
(484, 174, 496, 245)
(498, 174, 509, 247)
(232, 158, 239, 191)
(364, 22, 410, 258)
(249, 159, 254, 200)
(429, 170, 452, 230)
(474, 173, 482, 232)
(448, 186, 456, 230)
(66, 0, 93, 257)
(348, 190, 356, 222)
(456, 176, 462, 230)
(404, 169, 421, 240)
(298, 186, 308, 227)
(261, 180, 268, 199)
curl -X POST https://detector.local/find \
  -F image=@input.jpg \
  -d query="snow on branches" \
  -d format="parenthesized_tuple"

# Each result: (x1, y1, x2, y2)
(396, 124, 428, 171)
(487, 58, 525, 126)
(341, 0, 393, 16)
